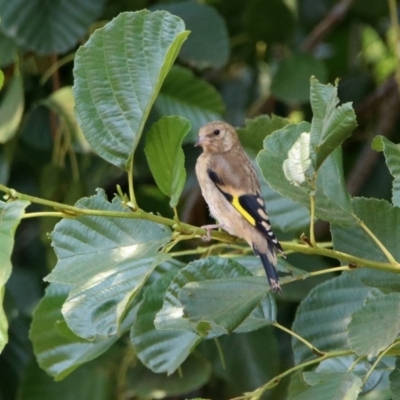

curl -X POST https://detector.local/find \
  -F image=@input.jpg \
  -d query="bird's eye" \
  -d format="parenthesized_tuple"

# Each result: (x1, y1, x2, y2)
(213, 129, 220, 135)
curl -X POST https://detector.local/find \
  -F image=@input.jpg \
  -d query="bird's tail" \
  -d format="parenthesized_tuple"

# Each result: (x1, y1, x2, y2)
(253, 244, 281, 293)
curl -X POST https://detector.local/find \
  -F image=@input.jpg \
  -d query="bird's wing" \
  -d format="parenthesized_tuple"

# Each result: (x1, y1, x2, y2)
(207, 167, 283, 253)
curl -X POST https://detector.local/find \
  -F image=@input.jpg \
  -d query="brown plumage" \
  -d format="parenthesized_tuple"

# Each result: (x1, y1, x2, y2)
(195, 121, 283, 292)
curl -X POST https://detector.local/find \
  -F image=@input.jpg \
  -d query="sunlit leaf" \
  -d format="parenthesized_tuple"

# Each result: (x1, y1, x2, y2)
(74, 10, 189, 169)
(45, 189, 171, 340)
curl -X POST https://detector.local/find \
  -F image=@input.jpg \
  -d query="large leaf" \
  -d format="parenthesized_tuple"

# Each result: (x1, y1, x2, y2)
(309, 77, 358, 170)
(155, 257, 275, 337)
(257, 123, 356, 225)
(0, 199, 29, 352)
(180, 277, 273, 333)
(73, 11, 189, 170)
(0, 74, 24, 144)
(295, 372, 362, 400)
(332, 198, 400, 263)
(348, 293, 400, 357)
(131, 269, 201, 375)
(372, 136, 400, 207)
(292, 274, 371, 363)
(152, 1, 229, 68)
(144, 116, 190, 208)
(0, 0, 106, 55)
(45, 189, 171, 340)
(30, 283, 117, 380)
(154, 66, 224, 141)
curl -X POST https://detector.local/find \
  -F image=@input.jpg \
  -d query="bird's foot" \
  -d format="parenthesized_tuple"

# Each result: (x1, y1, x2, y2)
(200, 224, 225, 242)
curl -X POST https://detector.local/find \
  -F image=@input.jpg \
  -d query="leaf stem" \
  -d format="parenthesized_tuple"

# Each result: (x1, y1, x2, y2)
(127, 162, 138, 210)
(2, 183, 400, 273)
(273, 322, 325, 356)
(309, 194, 316, 246)
(233, 349, 353, 400)
(359, 220, 399, 265)
(214, 337, 226, 370)
(22, 212, 66, 219)
(363, 339, 400, 385)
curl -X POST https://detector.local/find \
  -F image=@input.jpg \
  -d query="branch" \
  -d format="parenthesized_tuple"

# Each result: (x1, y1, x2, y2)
(301, 0, 356, 52)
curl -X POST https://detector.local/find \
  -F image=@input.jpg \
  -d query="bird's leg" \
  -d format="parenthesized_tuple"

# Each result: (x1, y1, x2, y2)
(200, 224, 225, 242)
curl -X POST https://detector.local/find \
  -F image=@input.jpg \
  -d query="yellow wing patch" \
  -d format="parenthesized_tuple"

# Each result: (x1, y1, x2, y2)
(231, 195, 256, 226)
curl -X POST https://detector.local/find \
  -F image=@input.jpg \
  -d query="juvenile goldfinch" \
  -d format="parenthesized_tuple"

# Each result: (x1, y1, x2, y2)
(195, 121, 284, 292)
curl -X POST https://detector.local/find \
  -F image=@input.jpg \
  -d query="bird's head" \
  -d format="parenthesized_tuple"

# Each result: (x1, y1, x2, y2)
(195, 121, 239, 153)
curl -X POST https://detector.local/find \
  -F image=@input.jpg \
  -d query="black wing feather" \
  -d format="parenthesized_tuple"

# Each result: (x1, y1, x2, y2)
(239, 194, 283, 253)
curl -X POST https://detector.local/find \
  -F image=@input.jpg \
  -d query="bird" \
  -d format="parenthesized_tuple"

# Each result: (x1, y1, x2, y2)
(195, 121, 284, 292)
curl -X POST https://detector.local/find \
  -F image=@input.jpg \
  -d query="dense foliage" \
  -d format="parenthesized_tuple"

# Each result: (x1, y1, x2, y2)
(1, 1, 400, 399)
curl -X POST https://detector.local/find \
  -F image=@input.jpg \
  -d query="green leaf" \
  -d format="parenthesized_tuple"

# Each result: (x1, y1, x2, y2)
(390, 358, 400, 400)
(314, 147, 355, 226)
(152, 2, 229, 68)
(292, 274, 371, 363)
(144, 116, 190, 208)
(180, 277, 273, 333)
(73, 11, 189, 170)
(0, 199, 29, 352)
(257, 123, 356, 225)
(0, 70, 3, 89)
(237, 114, 289, 154)
(45, 189, 171, 340)
(350, 268, 400, 293)
(332, 198, 400, 263)
(41, 87, 91, 154)
(310, 77, 358, 170)
(236, 117, 310, 231)
(295, 372, 362, 400)
(372, 136, 400, 207)
(348, 293, 400, 357)
(131, 269, 201, 375)
(155, 257, 274, 337)
(30, 283, 117, 380)
(0, 74, 24, 144)
(0, 0, 106, 55)
(154, 66, 224, 141)
(271, 54, 328, 104)
(18, 357, 112, 399)
(128, 352, 211, 398)
(316, 355, 385, 394)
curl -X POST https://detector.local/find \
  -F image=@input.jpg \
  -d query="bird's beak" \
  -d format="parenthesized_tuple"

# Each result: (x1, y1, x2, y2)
(194, 137, 205, 147)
